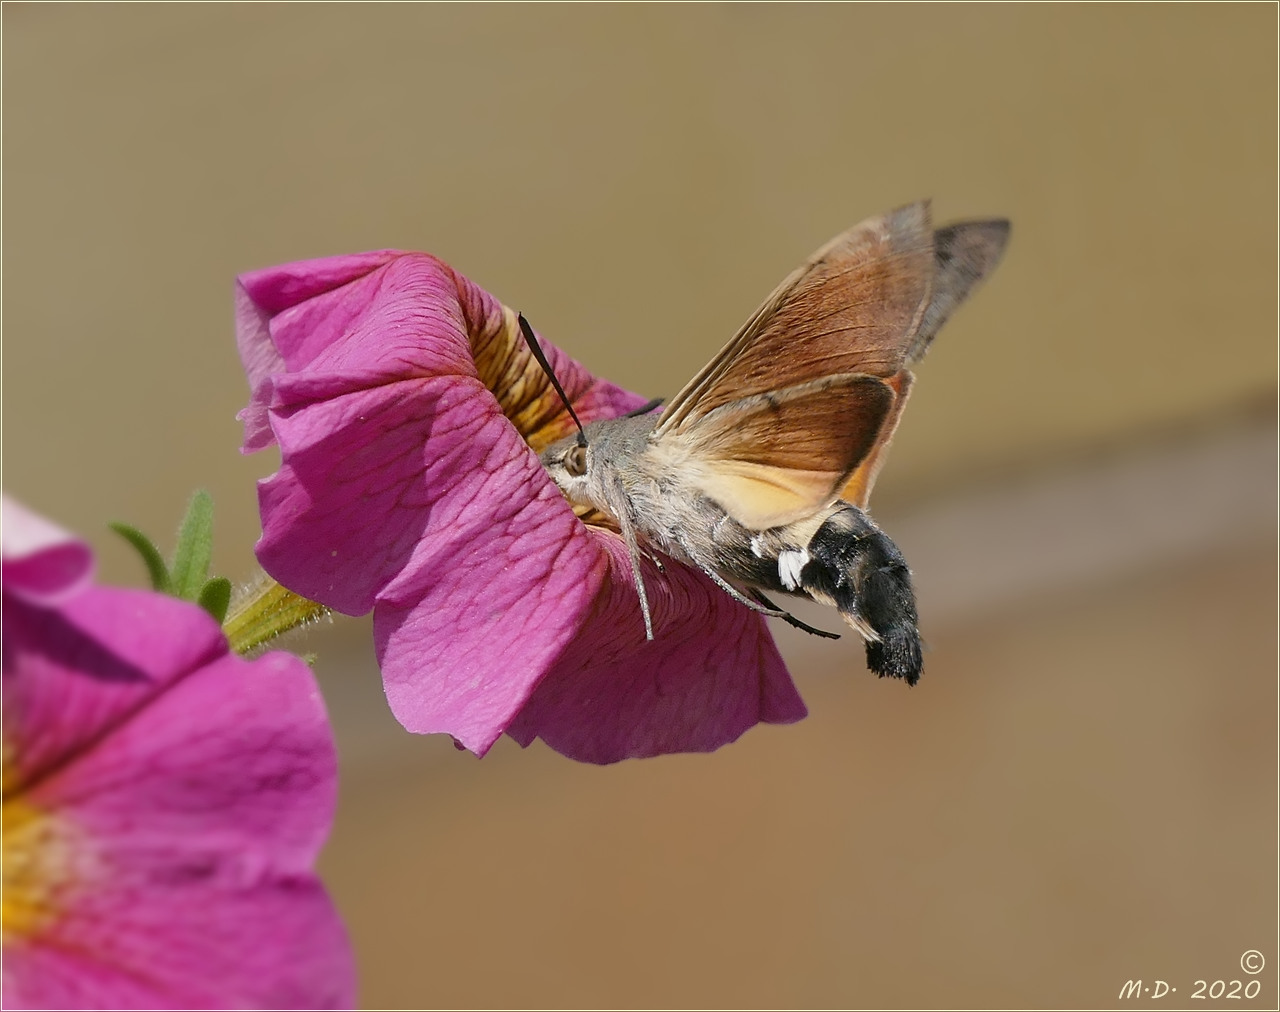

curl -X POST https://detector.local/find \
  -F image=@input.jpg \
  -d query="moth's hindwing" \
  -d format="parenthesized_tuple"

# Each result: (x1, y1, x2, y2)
(655, 373, 897, 529)
(840, 370, 912, 509)
(910, 219, 1012, 361)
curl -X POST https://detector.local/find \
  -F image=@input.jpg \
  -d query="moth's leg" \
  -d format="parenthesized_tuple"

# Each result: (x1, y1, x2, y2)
(686, 559, 780, 614)
(665, 533, 778, 617)
(613, 489, 655, 641)
(750, 590, 841, 641)
(688, 553, 839, 639)
(680, 554, 807, 627)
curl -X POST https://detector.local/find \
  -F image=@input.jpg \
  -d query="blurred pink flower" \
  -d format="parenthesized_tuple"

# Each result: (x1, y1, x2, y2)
(1, 499, 354, 1010)
(2, 496, 94, 605)
(236, 252, 805, 764)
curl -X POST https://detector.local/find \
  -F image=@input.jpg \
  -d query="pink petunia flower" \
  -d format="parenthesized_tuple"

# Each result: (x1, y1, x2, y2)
(1, 499, 355, 1010)
(236, 252, 806, 764)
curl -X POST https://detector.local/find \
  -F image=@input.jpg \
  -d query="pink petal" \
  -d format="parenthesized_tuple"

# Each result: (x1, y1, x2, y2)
(506, 528, 806, 763)
(1, 495, 94, 605)
(238, 250, 405, 318)
(234, 279, 285, 453)
(267, 258, 476, 385)
(27, 648, 337, 869)
(3, 882, 350, 1010)
(236, 250, 404, 452)
(371, 471, 606, 755)
(238, 252, 649, 453)
(255, 372, 607, 754)
(256, 375, 570, 617)
(2, 588, 225, 791)
(2, 586, 353, 1009)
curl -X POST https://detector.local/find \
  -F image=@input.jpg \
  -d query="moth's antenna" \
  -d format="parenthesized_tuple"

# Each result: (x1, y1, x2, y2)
(517, 313, 587, 447)
(623, 397, 664, 418)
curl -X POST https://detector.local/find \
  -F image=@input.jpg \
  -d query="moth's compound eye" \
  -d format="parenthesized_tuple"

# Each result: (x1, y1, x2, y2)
(564, 443, 588, 477)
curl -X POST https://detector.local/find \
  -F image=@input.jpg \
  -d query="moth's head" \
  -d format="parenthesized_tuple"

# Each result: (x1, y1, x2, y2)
(539, 431, 597, 506)
(516, 311, 658, 518)
(539, 413, 657, 520)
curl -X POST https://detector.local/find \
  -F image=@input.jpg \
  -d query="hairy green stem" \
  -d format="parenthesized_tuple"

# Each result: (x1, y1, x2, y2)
(223, 575, 330, 655)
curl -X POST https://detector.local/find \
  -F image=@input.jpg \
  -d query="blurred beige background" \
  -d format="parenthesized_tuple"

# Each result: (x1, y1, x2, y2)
(4, 4, 1275, 1009)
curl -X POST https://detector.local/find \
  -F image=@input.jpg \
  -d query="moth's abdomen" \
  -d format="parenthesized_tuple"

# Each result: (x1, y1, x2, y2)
(799, 505, 923, 685)
(658, 493, 923, 684)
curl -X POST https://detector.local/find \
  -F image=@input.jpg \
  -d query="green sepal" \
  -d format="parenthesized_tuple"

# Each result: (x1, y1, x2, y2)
(108, 522, 171, 593)
(169, 490, 215, 602)
(224, 579, 329, 656)
(197, 577, 232, 624)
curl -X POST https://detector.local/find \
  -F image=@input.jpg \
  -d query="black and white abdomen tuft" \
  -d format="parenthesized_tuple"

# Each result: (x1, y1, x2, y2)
(798, 504, 923, 685)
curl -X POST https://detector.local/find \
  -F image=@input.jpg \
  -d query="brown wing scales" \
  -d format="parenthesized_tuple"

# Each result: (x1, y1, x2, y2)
(649, 202, 1009, 521)
(691, 375, 894, 473)
(655, 202, 936, 435)
(660, 374, 896, 529)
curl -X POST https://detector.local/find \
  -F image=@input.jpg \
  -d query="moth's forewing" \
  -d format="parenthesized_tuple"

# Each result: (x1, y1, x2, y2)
(646, 202, 936, 529)
(655, 201, 936, 436)
(655, 374, 895, 529)
(647, 205, 1011, 523)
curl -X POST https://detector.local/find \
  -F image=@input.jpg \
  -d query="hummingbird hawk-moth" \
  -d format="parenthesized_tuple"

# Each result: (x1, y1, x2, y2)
(529, 201, 1009, 685)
